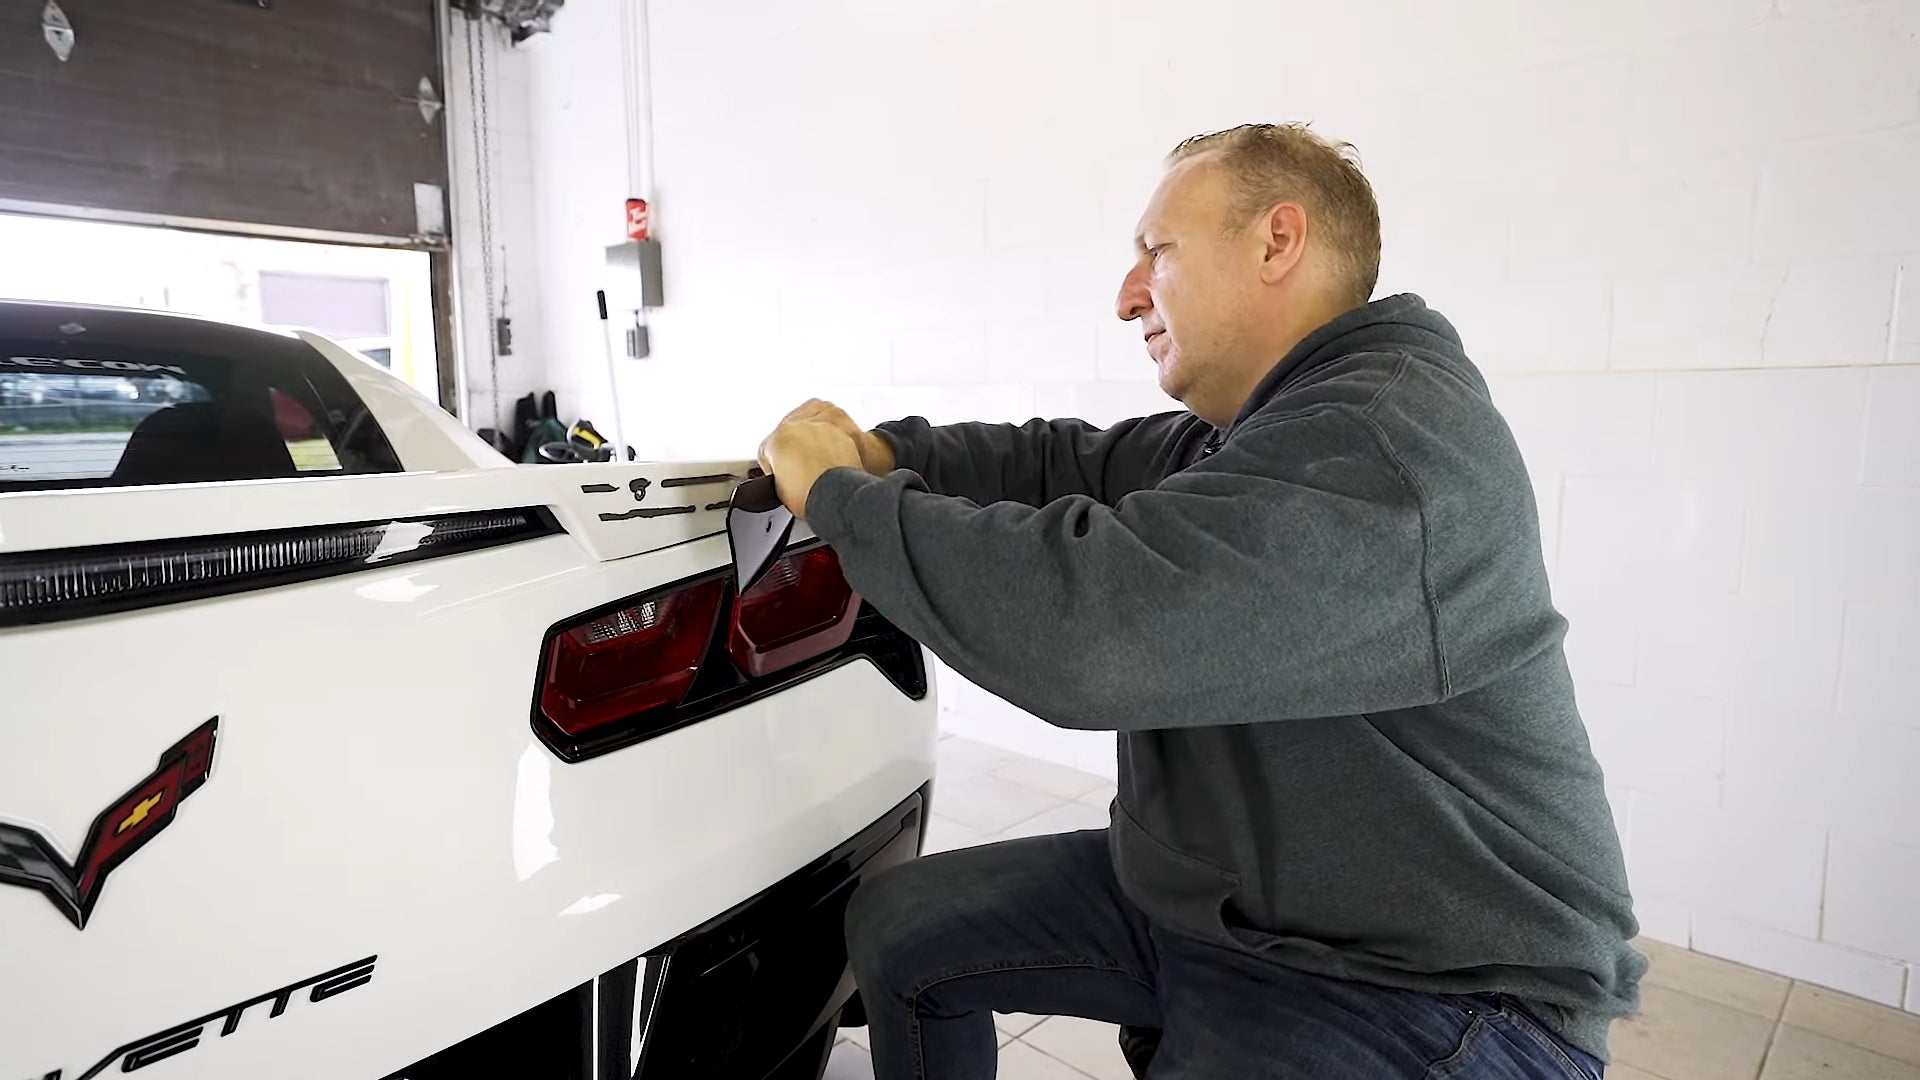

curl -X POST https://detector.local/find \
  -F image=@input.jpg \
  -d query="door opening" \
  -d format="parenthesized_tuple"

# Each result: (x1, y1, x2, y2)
(0, 213, 442, 407)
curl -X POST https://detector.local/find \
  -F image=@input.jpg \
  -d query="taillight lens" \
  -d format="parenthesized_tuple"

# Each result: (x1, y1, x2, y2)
(728, 547, 860, 678)
(535, 545, 866, 755)
(539, 579, 726, 736)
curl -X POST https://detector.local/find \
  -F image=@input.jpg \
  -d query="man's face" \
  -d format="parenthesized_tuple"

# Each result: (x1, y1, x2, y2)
(1115, 156, 1264, 418)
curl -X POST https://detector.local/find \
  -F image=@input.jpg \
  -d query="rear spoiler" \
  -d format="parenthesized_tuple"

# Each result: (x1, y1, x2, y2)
(0, 461, 811, 625)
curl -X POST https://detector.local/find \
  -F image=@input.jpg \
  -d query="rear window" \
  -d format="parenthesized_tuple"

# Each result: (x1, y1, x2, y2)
(0, 323, 402, 491)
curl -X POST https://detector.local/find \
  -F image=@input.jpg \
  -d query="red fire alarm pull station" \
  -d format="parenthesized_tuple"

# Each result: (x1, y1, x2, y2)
(626, 198, 650, 241)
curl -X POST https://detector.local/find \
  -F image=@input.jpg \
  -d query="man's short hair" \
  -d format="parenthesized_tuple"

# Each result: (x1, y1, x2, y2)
(1168, 123, 1382, 306)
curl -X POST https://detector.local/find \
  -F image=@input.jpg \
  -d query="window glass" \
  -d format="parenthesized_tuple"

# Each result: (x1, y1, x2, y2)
(0, 325, 401, 490)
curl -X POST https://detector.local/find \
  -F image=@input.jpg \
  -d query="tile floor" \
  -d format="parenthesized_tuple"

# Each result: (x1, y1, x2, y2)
(825, 736, 1920, 1079)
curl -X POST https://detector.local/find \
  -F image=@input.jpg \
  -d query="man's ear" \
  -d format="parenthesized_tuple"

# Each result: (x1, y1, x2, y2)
(1259, 202, 1309, 285)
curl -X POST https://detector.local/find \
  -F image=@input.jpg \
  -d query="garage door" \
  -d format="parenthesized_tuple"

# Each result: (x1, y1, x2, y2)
(0, 0, 446, 242)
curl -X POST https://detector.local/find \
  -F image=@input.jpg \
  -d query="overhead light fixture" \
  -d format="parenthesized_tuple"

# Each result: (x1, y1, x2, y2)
(452, 0, 564, 43)
(41, 1, 74, 62)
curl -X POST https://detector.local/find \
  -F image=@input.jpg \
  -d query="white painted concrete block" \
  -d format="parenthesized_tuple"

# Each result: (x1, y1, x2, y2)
(1693, 915, 1909, 1005)
(1839, 604, 1920, 727)
(1763, 260, 1900, 368)
(1756, 128, 1920, 261)
(1649, 369, 1869, 492)
(1861, 365, 1920, 485)
(1824, 833, 1920, 967)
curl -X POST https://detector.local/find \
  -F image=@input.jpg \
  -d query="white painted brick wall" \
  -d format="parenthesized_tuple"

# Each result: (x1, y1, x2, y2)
(1757, 128, 1920, 263)
(509, 0, 1920, 1002)
(1693, 915, 1911, 1006)
(1611, 267, 1783, 370)
(1721, 713, 1841, 842)
(1763, 260, 1902, 368)
(1848, 489, 1920, 605)
(1558, 600, 1638, 688)
(1583, 686, 1729, 801)
(1702, 818, 1829, 940)
(1632, 897, 1694, 949)
(1554, 475, 1745, 607)
(1895, 267, 1920, 363)
(1625, 793, 1720, 912)
(1840, 604, 1920, 724)
(445, 14, 549, 433)
(1649, 369, 1872, 493)
(1435, 277, 1614, 374)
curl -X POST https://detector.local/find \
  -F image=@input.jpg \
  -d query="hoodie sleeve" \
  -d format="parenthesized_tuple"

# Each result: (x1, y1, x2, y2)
(874, 412, 1192, 508)
(809, 405, 1447, 730)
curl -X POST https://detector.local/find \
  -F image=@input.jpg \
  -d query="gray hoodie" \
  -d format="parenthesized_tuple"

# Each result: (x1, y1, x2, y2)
(806, 293, 1645, 1059)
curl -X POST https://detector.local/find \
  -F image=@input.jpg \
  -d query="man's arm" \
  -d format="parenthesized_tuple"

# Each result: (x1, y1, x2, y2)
(873, 412, 1194, 508)
(806, 409, 1453, 730)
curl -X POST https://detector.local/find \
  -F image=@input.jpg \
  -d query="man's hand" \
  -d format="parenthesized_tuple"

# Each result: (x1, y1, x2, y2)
(758, 400, 873, 519)
(778, 399, 895, 475)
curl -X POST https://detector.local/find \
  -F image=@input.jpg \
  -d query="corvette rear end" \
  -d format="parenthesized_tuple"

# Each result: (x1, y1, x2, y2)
(0, 300, 937, 1080)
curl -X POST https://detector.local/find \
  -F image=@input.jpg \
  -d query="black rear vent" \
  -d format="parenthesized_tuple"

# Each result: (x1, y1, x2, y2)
(0, 509, 559, 627)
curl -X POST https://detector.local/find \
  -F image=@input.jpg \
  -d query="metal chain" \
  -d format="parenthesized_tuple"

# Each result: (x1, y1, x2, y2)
(464, 12, 503, 432)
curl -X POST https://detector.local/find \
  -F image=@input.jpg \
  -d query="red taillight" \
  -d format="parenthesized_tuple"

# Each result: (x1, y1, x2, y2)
(540, 579, 726, 736)
(728, 547, 860, 678)
(536, 546, 862, 750)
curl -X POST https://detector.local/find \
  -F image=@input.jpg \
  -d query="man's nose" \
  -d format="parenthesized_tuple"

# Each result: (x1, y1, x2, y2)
(1115, 263, 1150, 322)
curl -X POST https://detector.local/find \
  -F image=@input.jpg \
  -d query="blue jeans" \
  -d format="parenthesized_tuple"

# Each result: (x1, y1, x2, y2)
(845, 828, 1605, 1079)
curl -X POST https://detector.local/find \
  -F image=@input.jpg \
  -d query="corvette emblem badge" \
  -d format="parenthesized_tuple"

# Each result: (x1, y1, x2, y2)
(0, 718, 218, 929)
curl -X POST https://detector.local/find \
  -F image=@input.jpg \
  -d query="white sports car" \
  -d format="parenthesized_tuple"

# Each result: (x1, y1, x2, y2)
(0, 299, 937, 1080)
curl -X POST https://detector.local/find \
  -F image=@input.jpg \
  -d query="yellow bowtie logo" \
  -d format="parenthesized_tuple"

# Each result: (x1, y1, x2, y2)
(117, 791, 165, 835)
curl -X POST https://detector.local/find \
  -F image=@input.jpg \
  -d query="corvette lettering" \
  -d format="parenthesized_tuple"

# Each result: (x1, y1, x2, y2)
(25, 955, 378, 1080)
(0, 356, 188, 376)
(0, 719, 217, 929)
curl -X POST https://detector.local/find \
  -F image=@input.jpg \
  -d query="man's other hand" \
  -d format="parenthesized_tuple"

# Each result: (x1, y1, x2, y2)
(758, 401, 870, 519)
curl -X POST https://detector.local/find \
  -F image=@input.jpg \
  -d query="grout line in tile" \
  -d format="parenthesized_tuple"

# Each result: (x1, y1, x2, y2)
(1755, 1018, 1786, 1079)
(991, 797, 1073, 837)
(1621, 1056, 1684, 1080)
(1014, 1035, 1104, 1080)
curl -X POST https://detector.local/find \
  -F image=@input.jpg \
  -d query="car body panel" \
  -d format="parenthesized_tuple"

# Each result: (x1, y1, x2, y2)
(0, 457, 806, 562)
(299, 331, 505, 474)
(0, 301, 935, 1080)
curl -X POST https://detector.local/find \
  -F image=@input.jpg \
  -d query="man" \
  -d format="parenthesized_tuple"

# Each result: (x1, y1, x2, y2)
(758, 124, 1643, 1079)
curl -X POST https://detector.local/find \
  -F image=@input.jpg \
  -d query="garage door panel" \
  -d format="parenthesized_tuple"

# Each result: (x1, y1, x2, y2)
(0, 0, 444, 240)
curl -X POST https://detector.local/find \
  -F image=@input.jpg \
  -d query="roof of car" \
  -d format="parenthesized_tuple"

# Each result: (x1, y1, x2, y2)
(0, 298, 314, 361)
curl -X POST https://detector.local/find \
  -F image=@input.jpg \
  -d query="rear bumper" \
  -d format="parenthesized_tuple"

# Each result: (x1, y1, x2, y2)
(629, 780, 927, 1078)
(387, 783, 929, 1080)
